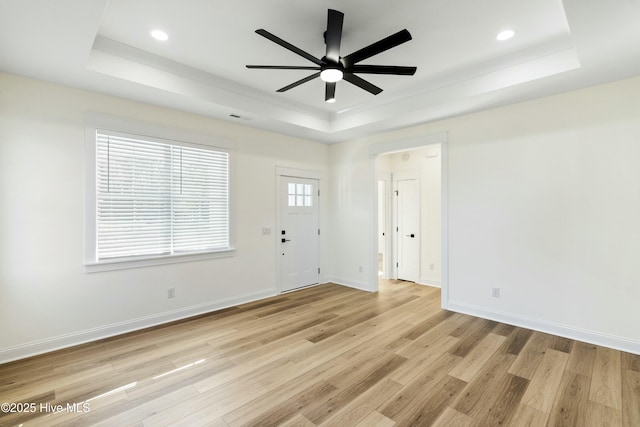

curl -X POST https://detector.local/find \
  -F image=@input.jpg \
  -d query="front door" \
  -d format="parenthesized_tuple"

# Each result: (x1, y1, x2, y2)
(278, 176, 320, 292)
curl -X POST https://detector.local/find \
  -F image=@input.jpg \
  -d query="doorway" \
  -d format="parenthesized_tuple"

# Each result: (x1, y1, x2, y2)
(377, 175, 393, 279)
(375, 144, 443, 288)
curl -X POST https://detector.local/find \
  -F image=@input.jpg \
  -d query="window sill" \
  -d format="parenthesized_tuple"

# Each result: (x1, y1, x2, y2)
(84, 248, 235, 273)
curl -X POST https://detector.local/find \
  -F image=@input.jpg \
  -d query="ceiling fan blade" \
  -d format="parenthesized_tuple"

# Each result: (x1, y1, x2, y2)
(325, 82, 336, 102)
(351, 65, 417, 75)
(343, 73, 383, 95)
(325, 9, 344, 63)
(342, 29, 413, 66)
(246, 65, 321, 70)
(277, 72, 321, 92)
(255, 29, 323, 66)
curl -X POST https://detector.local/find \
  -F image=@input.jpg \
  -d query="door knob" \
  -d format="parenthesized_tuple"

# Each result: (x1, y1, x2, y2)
(281, 238, 291, 243)
(405, 234, 415, 238)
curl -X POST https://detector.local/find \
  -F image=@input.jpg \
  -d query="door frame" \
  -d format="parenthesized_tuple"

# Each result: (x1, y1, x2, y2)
(275, 166, 323, 293)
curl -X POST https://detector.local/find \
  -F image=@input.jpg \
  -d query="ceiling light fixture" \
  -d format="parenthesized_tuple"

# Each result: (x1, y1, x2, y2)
(496, 29, 515, 41)
(320, 67, 343, 83)
(151, 30, 169, 41)
(246, 9, 417, 103)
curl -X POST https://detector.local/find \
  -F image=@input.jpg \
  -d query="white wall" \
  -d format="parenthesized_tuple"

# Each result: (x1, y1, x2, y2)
(327, 141, 376, 290)
(377, 146, 442, 286)
(0, 73, 329, 362)
(3, 71, 640, 361)
(328, 76, 640, 354)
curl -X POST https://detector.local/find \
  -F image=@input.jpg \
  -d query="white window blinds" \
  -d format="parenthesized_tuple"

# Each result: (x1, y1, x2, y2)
(95, 131, 229, 260)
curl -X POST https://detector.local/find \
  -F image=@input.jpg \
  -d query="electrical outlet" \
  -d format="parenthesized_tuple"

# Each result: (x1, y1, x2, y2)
(429, 263, 435, 270)
(358, 265, 363, 273)
(167, 288, 175, 299)
(491, 288, 500, 298)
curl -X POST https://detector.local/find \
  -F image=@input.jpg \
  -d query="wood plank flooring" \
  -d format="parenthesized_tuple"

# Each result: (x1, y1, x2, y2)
(1, 280, 639, 426)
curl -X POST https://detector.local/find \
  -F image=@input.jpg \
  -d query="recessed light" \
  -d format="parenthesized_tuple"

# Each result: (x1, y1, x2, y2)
(151, 30, 169, 41)
(496, 29, 515, 41)
(325, 97, 336, 104)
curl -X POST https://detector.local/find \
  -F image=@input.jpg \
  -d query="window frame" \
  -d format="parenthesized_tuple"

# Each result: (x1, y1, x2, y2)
(84, 113, 235, 273)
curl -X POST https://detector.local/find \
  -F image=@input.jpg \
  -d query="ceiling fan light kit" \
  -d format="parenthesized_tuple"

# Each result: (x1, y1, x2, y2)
(320, 67, 343, 83)
(247, 9, 417, 103)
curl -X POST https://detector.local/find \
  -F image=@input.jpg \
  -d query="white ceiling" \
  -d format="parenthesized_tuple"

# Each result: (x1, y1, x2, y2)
(1, 0, 640, 143)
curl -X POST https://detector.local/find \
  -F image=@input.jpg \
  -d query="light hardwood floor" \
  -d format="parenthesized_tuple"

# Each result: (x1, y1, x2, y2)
(1, 280, 639, 426)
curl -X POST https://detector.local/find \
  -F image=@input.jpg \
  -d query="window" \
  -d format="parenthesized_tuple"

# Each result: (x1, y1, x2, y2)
(85, 118, 233, 272)
(287, 182, 313, 207)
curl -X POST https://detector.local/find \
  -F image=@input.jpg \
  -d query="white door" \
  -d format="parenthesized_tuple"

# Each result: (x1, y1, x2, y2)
(278, 176, 320, 292)
(377, 180, 385, 277)
(397, 178, 419, 282)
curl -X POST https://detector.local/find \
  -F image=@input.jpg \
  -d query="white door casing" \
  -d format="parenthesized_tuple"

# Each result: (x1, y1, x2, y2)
(278, 175, 320, 292)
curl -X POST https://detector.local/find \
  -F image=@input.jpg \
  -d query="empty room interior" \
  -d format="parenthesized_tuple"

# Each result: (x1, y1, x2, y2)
(1, 1, 640, 426)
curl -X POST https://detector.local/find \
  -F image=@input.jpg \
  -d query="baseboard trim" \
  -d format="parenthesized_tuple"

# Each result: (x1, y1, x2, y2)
(280, 283, 324, 294)
(447, 300, 640, 355)
(0, 289, 277, 364)
(417, 279, 441, 288)
(328, 277, 375, 292)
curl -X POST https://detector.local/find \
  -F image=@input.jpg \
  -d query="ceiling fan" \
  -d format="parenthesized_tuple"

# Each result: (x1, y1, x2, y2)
(246, 9, 417, 103)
